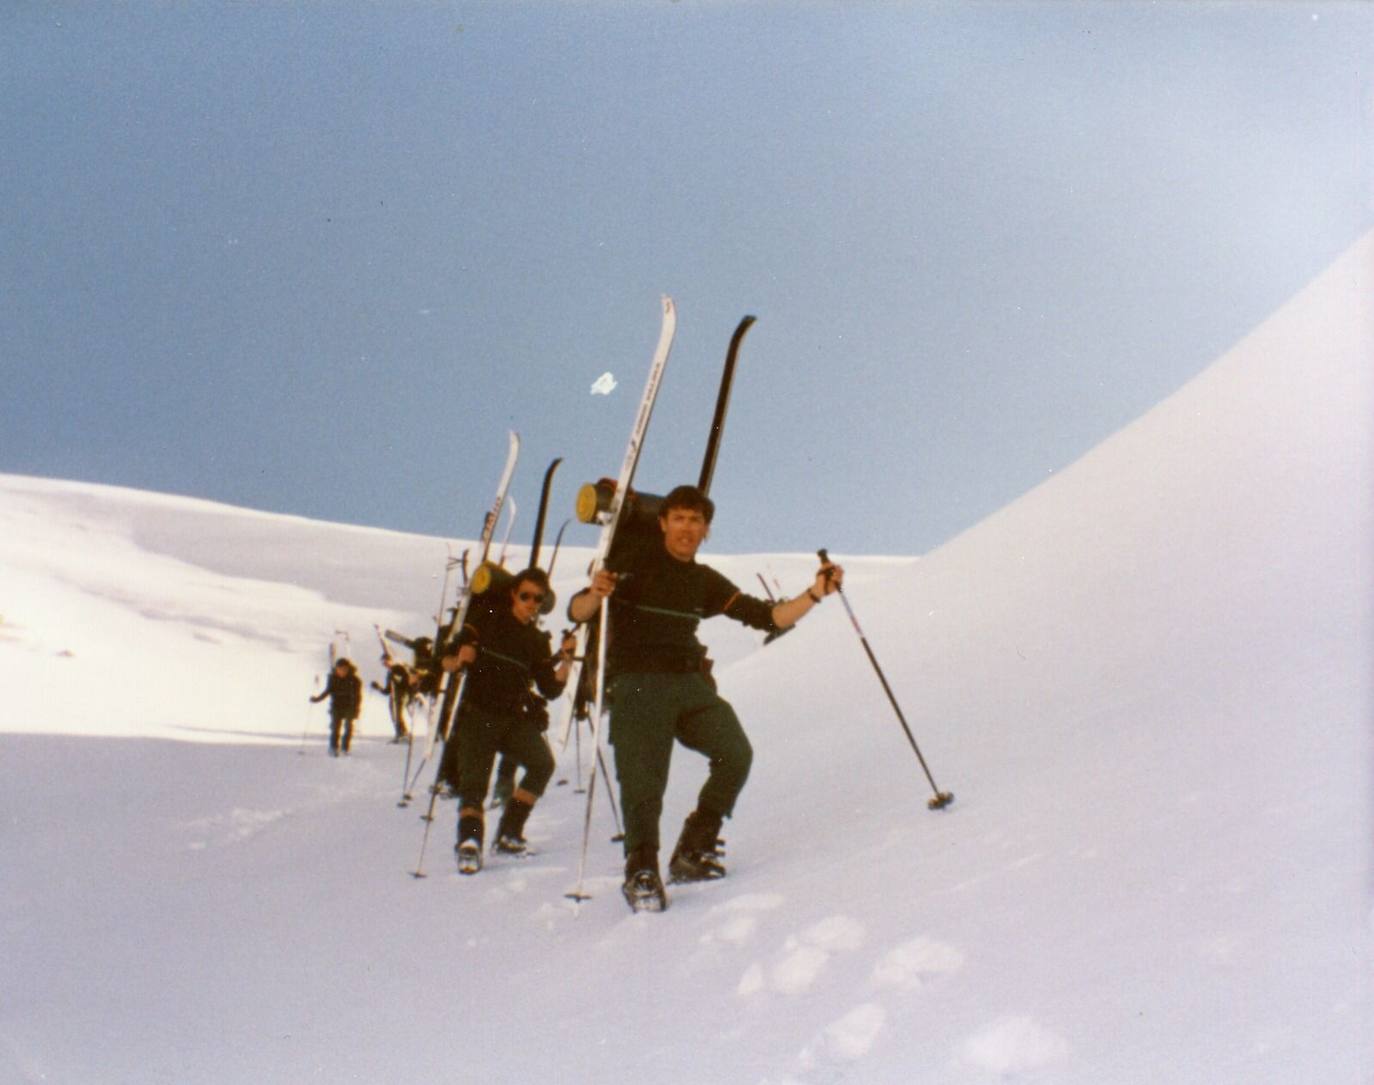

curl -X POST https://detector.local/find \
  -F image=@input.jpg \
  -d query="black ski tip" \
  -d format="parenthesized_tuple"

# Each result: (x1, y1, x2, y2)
(928, 791, 955, 810)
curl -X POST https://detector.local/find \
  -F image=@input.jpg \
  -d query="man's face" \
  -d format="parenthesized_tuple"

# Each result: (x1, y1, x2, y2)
(510, 579, 546, 625)
(660, 506, 709, 562)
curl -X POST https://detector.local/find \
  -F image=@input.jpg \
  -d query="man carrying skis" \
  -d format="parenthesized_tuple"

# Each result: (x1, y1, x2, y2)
(372, 657, 416, 743)
(568, 484, 842, 910)
(440, 568, 576, 874)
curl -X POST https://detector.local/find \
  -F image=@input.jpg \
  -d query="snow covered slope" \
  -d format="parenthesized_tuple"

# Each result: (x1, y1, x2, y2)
(0, 475, 910, 739)
(1, 230, 1370, 1083)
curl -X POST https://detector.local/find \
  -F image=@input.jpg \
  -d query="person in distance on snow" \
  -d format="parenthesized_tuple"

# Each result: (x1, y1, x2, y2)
(567, 484, 843, 910)
(439, 568, 576, 873)
(311, 658, 363, 757)
(372, 657, 416, 743)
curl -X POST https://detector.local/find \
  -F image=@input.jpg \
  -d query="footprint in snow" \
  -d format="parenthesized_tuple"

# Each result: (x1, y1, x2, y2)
(797, 1002, 888, 1070)
(871, 936, 965, 990)
(699, 892, 785, 947)
(740, 914, 866, 997)
(183, 807, 288, 850)
(782, 936, 965, 1076)
(956, 1015, 1071, 1075)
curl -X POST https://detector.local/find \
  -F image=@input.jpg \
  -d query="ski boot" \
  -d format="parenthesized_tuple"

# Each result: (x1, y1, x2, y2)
(491, 796, 534, 857)
(456, 840, 482, 875)
(621, 846, 668, 913)
(456, 811, 484, 875)
(668, 810, 726, 883)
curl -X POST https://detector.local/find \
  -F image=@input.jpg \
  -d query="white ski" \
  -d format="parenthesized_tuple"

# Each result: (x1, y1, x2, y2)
(423, 429, 521, 762)
(565, 295, 677, 903)
(410, 430, 521, 880)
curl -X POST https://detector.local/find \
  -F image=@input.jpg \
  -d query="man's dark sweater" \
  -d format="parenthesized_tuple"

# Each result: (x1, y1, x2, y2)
(601, 537, 778, 674)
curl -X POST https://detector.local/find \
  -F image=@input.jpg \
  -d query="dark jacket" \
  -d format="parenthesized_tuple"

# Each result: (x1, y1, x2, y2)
(453, 600, 566, 717)
(594, 536, 777, 674)
(314, 671, 363, 719)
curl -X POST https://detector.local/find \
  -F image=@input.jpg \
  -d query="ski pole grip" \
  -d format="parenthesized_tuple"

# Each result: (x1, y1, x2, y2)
(817, 549, 840, 590)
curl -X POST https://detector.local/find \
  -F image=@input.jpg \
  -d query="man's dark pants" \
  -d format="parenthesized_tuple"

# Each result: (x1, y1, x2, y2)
(608, 671, 753, 856)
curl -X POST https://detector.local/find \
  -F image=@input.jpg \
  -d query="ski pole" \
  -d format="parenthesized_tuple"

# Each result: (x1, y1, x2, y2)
(398, 726, 416, 808)
(411, 773, 441, 879)
(565, 595, 610, 904)
(299, 675, 320, 756)
(573, 709, 585, 793)
(396, 678, 417, 807)
(410, 699, 456, 877)
(757, 572, 793, 646)
(596, 743, 625, 843)
(818, 549, 953, 811)
(411, 665, 472, 877)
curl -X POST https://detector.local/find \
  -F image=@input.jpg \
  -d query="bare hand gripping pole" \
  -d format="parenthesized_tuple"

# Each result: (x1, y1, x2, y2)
(818, 549, 954, 811)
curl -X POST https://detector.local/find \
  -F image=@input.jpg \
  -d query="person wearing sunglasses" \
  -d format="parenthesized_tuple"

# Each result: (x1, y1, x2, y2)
(439, 567, 576, 873)
(568, 484, 843, 910)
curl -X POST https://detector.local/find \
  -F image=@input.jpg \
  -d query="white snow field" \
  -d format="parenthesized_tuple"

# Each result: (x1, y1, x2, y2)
(1, 230, 1370, 1083)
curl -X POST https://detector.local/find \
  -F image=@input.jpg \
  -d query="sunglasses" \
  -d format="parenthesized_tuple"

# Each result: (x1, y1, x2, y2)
(517, 591, 546, 604)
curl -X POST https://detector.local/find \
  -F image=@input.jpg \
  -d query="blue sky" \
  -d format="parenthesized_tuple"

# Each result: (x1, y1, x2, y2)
(3, 2, 1370, 556)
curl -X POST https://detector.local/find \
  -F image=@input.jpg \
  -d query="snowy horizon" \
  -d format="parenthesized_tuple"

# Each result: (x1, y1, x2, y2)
(2, 231, 1371, 1082)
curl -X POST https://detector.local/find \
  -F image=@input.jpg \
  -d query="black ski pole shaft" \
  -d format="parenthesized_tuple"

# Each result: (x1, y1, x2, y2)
(818, 549, 953, 811)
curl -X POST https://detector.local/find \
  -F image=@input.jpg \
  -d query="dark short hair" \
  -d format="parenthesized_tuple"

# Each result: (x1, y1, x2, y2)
(510, 567, 551, 595)
(660, 484, 715, 524)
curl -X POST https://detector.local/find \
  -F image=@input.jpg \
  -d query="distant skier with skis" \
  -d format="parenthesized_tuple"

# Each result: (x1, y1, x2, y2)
(440, 568, 576, 873)
(372, 658, 416, 742)
(311, 658, 363, 757)
(568, 484, 843, 910)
